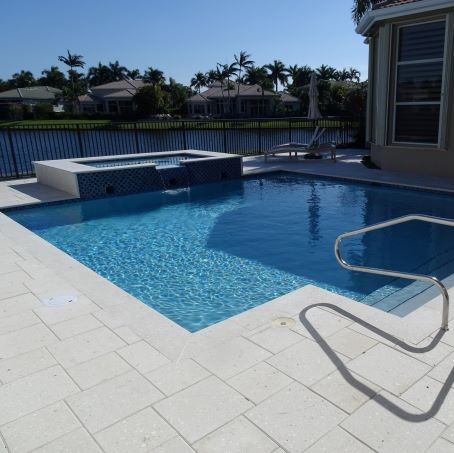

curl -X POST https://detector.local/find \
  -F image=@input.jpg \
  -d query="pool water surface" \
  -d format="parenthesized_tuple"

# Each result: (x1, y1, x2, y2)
(8, 172, 454, 331)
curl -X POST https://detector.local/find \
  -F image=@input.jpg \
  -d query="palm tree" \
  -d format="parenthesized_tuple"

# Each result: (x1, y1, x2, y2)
(222, 63, 238, 114)
(286, 64, 301, 83)
(58, 50, 85, 111)
(265, 60, 287, 93)
(291, 65, 313, 88)
(10, 70, 35, 87)
(126, 69, 141, 80)
(243, 66, 273, 115)
(87, 63, 114, 86)
(190, 72, 207, 93)
(108, 61, 128, 81)
(337, 68, 351, 82)
(143, 67, 166, 86)
(205, 69, 218, 86)
(316, 64, 338, 81)
(234, 51, 254, 112)
(214, 64, 229, 114)
(243, 66, 273, 91)
(39, 66, 66, 89)
(348, 67, 361, 83)
(352, 0, 372, 24)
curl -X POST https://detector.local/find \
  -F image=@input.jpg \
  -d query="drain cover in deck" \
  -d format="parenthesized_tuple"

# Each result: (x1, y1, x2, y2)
(272, 317, 296, 328)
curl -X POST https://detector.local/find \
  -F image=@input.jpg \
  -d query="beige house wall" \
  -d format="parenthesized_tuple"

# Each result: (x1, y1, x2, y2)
(368, 8, 454, 177)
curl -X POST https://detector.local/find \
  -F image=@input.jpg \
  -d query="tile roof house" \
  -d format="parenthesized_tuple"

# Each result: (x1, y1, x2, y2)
(187, 82, 300, 117)
(0, 86, 62, 105)
(79, 80, 147, 115)
(357, 0, 454, 177)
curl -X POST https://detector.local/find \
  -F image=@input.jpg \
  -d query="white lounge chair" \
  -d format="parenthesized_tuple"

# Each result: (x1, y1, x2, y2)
(264, 127, 326, 161)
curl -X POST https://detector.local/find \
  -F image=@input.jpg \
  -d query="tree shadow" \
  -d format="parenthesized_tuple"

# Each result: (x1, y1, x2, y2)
(299, 303, 453, 422)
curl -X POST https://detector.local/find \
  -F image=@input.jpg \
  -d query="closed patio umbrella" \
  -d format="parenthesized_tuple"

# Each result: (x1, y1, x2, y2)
(308, 72, 322, 120)
(305, 72, 323, 159)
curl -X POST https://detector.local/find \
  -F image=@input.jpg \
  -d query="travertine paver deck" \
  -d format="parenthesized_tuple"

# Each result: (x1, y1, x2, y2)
(0, 152, 454, 451)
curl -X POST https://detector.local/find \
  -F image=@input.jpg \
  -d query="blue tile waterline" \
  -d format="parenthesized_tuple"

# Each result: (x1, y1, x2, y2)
(7, 172, 454, 332)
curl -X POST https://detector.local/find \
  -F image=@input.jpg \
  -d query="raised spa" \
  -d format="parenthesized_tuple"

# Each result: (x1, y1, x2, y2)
(34, 150, 242, 199)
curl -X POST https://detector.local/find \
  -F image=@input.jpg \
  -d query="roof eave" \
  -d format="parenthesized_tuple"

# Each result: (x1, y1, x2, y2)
(356, 0, 454, 35)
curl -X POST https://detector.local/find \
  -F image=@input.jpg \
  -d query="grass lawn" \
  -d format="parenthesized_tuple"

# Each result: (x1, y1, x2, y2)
(0, 119, 111, 127)
(0, 118, 356, 130)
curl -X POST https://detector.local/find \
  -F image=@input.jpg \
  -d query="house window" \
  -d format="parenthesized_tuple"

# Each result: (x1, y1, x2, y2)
(118, 101, 133, 115)
(393, 20, 446, 145)
(193, 104, 205, 114)
(108, 101, 118, 113)
(82, 104, 95, 113)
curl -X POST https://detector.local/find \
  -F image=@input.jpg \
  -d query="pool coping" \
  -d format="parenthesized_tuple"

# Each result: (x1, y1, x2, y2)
(34, 150, 240, 175)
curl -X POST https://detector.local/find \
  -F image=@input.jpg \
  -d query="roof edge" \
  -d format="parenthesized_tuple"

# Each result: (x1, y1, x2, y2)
(356, 0, 454, 35)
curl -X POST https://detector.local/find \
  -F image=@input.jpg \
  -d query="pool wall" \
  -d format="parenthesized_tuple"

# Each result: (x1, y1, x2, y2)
(34, 150, 242, 199)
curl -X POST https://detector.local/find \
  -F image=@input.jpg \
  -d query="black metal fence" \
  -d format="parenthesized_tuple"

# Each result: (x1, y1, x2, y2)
(0, 117, 361, 179)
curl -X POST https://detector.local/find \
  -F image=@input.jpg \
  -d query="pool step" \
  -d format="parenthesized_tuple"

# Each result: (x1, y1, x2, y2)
(361, 245, 454, 313)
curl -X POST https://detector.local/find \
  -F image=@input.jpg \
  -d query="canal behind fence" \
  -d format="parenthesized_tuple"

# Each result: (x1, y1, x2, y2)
(0, 117, 362, 179)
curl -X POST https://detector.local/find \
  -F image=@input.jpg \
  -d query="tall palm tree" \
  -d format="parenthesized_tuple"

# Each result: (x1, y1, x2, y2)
(352, 0, 372, 25)
(108, 61, 128, 81)
(214, 64, 230, 114)
(11, 70, 35, 87)
(222, 63, 238, 114)
(190, 72, 207, 93)
(58, 50, 85, 111)
(234, 51, 254, 112)
(265, 60, 287, 93)
(143, 67, 166, 86)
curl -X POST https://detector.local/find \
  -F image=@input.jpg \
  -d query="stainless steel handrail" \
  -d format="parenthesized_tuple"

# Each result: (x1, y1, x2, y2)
(334, 214, 454, 331)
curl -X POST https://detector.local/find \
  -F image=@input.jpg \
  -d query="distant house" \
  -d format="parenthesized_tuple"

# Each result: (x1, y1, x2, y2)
(79, 80, 147, 115)
(0, 86, 63, 110)
(278, 91, 301, 113)
(357, 0, 454, 177)
(187, 82, 300, 117)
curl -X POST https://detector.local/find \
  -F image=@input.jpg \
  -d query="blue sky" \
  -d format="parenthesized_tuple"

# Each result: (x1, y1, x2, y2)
(1, 0, 368, 85)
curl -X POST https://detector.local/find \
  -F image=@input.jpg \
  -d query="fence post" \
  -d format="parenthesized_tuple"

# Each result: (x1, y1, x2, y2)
(288, 118, 292, 142)
(182, 120, 188, 150)
(6, 128, 19, 178)
(222, 120, 227, 153)
(258, 120, 262, 154)
(76, 125, 84, 158)
(134, 123, 140, 153)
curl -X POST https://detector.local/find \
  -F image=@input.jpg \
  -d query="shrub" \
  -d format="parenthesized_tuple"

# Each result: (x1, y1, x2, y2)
(33, 103, 54, 119)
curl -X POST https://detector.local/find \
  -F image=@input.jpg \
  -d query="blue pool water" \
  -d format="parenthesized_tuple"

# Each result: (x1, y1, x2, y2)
(7, 172, 454, 332)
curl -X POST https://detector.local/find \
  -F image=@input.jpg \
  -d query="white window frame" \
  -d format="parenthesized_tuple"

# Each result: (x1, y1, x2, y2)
(392, 18, 448, 146)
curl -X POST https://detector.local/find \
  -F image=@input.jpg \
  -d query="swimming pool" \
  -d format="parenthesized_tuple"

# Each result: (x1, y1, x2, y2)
(7, 172, 454, 331)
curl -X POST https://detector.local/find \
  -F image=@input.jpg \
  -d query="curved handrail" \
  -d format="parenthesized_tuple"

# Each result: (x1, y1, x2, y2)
(334, 214, 454, 331)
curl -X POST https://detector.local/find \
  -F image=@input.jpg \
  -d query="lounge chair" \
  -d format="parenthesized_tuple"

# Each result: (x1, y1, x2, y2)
(264, 127, 326, 161)
(306, 142, 337, 161)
